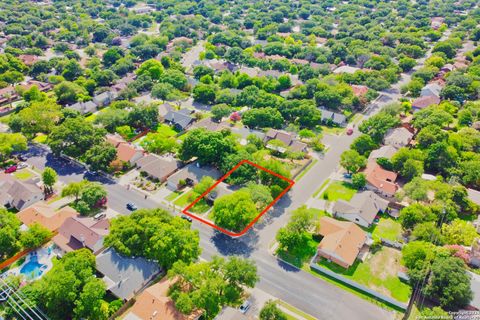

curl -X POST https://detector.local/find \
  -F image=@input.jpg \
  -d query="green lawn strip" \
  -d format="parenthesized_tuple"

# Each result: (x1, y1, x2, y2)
(14, 169, 34, 180)
(84, 113, 97, 123)
(165, 190, 183, 202)
(312, 178, 330, 198)
(33, 133, 48, 144)
(371, 217, 402, 242)
(156, 124, 178, 137)
(316, 247, 411, 303)
(320, 125, 345, 135)
(276, 300, 317, 320)
(295, 158, 318, 181)
(173, 190, 195, 207)
(276, 233, 320, 268)
(320, 181, 357, 202)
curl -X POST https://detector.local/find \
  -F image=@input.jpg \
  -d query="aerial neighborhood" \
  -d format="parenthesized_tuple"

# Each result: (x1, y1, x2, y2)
(0, 0, 479, 319)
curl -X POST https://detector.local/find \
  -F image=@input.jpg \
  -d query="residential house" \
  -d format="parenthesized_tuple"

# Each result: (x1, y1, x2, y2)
(96, 248, 160, 301)
(158, 103, 173, 120)
(420, 83, 442, 99)
(18, 54, 38, 66)
(167, 162, 222, 191)
(164, 109, 195, 131)
(332, 191, 389, 228)
(351, 85, 369, 98)
(66, 101, 97, 115)
(135, 154, 181, 182)
(368, 145, 398, 161)
(0, 173, 43, 211)
(105, 133, 144, 166)
(92, 91, 117, 107)
(383, 127, 414, 149)
(191, 118, 265, 145)
(431, 17, 445, 30)
(363, 161, 399, 197)
(264, 129, 307, 153)
(53, 216, 110, 255)
(111, 73, 136, 92)
(17, 202, 78, 232)
(319, 108, 347, 126)
(411, 95, 440, 112)
(123, 277, 202, 320)
(317, 217, 368, 268)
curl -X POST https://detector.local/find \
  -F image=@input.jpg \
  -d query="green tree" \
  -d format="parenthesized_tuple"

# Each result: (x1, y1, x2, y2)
(127, 105, 159, 129)
(136, 59, 164, 79)
(20, 223, 51, 249)
(0, 207, 21, 259)
(351, 173, 367, 189)
(350, 134, 378, 155)
(359, 112, 400, 142)
(399, 203, 436, 229)
(242, 107, 284, 129)
(79, 183, 107, 210)
(401, 241, 437, 283)
(151, 82, 176, 100)
(193, 83, 216, 104)
(213, 190, 258, 232)
(211, 104, 232, 121)
(42, 167, 57, 194)
(260, 301, 287, 320)
(10, 99, 62, 138)
(442, 219, 478, 246)
(340, 150, 366, 173)
(73, 278, 108, 320)
(423, 257, 472, 309)
(61, 180, 89, 201)
(140, 133, 178, 155)
(85, 143, 117, 172)
(105, 209, 200, 269)
(0, 133, 27, 161)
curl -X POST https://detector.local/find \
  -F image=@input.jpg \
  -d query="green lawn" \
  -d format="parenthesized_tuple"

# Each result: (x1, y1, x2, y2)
(277, 233, 320, 268)
(320, 125, 345, 135)
(173, 190, 195, 207)
(156, 124, 178, 137)
(173, 189, 210, 213)
(14, 169, 34, 180)
(320, 181, 357, 201)
(85, 113, 97, 122)
(33, 133, 47, 144)
(316, 247, 411, 302)
(371, 217, 402, 242)
(166, 190, 183, 201)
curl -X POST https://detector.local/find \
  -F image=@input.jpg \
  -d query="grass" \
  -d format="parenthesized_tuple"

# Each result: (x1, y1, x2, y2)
(320, 125, 345, 135)
(316, 247, 411, 302)
(173, 190, 195, 207)
(165, 190, 183, 201)
(276, 300, 317, 320)
(312, 178, 330, 198)
(350, 113, 363, 125)
(156, 124, 178, 137)
(320, 181, 357, 202)
(295, 159, 318, 181)
(85, 113, 97, 123)
(371, 216, 402, 242)
(33, 133, 47, 144)
(277, 233, 320, 268)
(14, 169, 34, 180)
(0, 114, 11, 124)
(173, 190, 211, 214)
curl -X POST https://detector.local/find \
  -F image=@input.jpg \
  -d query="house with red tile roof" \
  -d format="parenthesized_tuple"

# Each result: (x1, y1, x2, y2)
(18, 54, 38, 66)
(363, 161, 399, 197)
(17, 202, 78, 232)
(105, 133, 144, 165)
(317, 217, 368, 268)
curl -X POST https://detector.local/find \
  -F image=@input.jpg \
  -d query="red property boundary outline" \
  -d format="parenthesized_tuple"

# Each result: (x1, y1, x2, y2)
(182, 159, 295, 237)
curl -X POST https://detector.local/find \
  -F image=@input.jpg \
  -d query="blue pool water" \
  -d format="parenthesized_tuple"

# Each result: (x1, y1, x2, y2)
(19, 255, 46, 280)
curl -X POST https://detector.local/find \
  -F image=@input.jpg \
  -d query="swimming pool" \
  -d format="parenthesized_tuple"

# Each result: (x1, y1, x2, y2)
(19, 255, 46, 280)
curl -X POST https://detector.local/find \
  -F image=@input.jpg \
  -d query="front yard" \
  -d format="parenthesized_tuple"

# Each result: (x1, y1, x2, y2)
(320, 181, 357, 201)
(277, 233, 321, 268)
(173, 189, 210, 214)
(13, 169, 35, 180)
(316, 247, 411, 302)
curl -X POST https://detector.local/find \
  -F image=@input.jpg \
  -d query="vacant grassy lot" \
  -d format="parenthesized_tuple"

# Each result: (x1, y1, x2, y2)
(371, 216, 402, 242)
(317, 247, 411, 302)
(320, 181, 357, 202)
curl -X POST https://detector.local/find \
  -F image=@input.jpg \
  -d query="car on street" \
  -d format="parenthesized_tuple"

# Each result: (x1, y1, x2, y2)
(181, 214, 193, 222)
(126, 202, 138, 211)
(17, 162, 28, 169)
(4, 165, 17, 173)
(346, 128, 354, 135)
(239, 300, 251, 314)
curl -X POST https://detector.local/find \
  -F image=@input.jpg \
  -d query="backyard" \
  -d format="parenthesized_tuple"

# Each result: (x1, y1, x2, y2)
(370, 216, 403, 242)
(156, 123, 178, 137)
(320, 181, 357, 201)
(316, 246, 411, 302)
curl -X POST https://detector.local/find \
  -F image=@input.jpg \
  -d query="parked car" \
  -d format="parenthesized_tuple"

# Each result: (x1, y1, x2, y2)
(126, 202, 138, 211)
(17, 155, 27, 161)
(94, 213, 106, 220)
(343, 173, 352, 179)
(181, 214, 192, 223)
(239, 300, 251, 314)
(346, 128, 354, 135)
(17, 162, 28, 169)
(4, 165, 17, 173)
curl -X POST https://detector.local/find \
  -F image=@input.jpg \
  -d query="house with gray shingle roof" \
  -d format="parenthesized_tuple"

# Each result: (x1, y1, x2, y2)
(96, 248, 161, 301)
(319, 108, 347, 126)
(66, 101, 97, 115)
(164, 109, 195, 131)
(332, 191, 389, 228)
(0, 173, 43, 211)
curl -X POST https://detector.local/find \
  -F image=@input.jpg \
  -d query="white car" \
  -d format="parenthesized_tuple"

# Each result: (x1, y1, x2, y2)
(17, 162, 28, 169)
(239, 300, 251, 314)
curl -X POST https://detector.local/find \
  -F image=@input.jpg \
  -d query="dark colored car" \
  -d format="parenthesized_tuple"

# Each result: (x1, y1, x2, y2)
(181, 214, 193, 223)
(126, 202, 138, 211)
(17, 155, 27, 161)
(346, 128, 354, 135)
(4, 165, 17, 173)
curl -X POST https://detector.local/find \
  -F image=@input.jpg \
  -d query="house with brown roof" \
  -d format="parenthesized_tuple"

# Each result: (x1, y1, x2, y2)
(383, 127, 414, 149)
(264, 129, 307, 153)
(0, 173, 43, 211)
(53, 216, 110, 255)
(135, 154, 181, 182)
(317, 217, 368, 268)
(123, 277, 202, 320)
(17, 202, 78, 232)
(363, 161, 399, 197)
(332, 191, 389, 228)
(411, 95, 440, 112)
(105, 133, 144, 165)
(18, 54, 38, 66)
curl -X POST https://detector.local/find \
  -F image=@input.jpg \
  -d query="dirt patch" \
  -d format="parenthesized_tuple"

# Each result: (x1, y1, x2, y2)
(369, 247, 401, 280)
